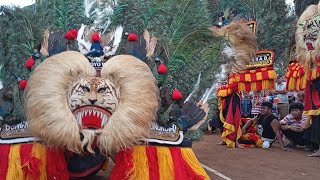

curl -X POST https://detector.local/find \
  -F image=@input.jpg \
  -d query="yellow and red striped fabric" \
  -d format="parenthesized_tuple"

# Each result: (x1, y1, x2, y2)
(0, 143, 68, 180)
(235, 67, 277, 92)
(218, 93, 242, 148)
(285, 63, 306, 90)
(217, 84, 237, 97)
(110, 145, 210, 180)
(238, 118, 263, 148)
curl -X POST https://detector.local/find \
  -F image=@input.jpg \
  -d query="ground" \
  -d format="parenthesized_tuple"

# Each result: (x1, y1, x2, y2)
(83, 134, 320, 180)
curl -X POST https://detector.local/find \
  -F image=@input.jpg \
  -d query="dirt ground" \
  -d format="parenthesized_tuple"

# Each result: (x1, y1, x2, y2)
(83, 134, 320, 180)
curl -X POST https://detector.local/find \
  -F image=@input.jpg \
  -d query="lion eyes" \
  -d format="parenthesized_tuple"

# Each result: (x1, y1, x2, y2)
(80, 85, 90, 92)
(98, 87, 106, 93)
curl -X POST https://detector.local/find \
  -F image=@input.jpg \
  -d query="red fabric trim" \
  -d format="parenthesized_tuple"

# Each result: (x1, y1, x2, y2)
(170, 148, 189, 180)
(146, 146, 160, 180)
(110, 149, 134, 180)
(46, 149, 69, 180)
(256, 81, 262, 90)
(304, 81, 312, 111)
(245, 83, 251, 92)
(20, 144, 41, 179)
(224, 93, 241, 142)
(250, 73, 257, 81)
(0, 145, 10, 180)
(169, 147, 205, 180)
(262, 71, 269, 79)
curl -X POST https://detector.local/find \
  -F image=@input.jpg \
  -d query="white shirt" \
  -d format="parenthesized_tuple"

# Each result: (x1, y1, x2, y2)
(275, 82, 288, 103)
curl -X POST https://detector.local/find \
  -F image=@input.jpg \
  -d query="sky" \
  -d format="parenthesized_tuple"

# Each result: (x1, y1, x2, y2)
(0, 0, 35, 7)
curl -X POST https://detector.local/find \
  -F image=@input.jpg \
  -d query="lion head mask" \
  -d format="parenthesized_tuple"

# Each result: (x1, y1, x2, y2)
(24, 51, 158, 155)
(296, 3, 320, 70)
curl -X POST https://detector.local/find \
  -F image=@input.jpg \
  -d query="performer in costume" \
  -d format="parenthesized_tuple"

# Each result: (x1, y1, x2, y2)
(210, 20, 258, 148)
(295, 2, 320, 157)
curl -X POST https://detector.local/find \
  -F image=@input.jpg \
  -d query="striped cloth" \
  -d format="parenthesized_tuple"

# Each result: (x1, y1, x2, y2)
(279, 114, 307, 126)
(252, 95, 263, 115)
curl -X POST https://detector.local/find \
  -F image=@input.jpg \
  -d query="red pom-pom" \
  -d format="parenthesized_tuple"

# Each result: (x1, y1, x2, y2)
(158, 64, 167, 74)
(172, 88, 183, 101)
(91, 32, 100, 42)
(25, 57, 35, 69)
(19, 79, 28, 90)
(64, 29, 78, 40)
(128, 33, 138, 41)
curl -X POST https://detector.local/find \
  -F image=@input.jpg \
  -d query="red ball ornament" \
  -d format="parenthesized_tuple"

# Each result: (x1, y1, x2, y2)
(128, 33, 138, 41)
(25, 57, 35, 69)
(91, 32, 100, 42)
(64, 29, 78, 40)
(19, 79, 28, 90)
(157, 64, 167, 74)
(172, 88, 183, 101)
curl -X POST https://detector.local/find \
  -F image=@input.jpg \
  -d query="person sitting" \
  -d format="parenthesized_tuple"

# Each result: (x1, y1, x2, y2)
(241, 102, 289, 150)
(280, 102, 309, 148)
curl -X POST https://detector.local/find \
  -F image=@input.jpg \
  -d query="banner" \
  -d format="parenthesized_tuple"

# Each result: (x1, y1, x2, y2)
(247, 50, 275, 68)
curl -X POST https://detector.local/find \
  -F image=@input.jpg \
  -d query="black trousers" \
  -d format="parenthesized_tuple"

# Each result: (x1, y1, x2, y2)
(282, 128, 307, 146)
(311, 116, 320, 145)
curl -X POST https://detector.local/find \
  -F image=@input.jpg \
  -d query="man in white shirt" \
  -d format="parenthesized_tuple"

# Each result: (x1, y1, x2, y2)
(275, 76, 289, 119)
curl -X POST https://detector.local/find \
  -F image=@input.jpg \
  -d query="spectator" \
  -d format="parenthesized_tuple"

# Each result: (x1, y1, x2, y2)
(242, 102, 289, 150)
(288, 91, 296, 104)
(280, 102, 310, 148)
(251, 91, 263, 116)
(241, 92, 252, 118)
(275, 76, 289, 119)
(296, 91, 305, 105)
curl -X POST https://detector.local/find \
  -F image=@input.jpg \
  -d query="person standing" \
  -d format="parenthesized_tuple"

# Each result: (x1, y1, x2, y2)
(241, 92, 252, 118)
(275, 76, 289, 120)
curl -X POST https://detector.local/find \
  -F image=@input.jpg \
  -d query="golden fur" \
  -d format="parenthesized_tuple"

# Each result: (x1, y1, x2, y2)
(210, 21, 257, 73)
(25, 51, 158, 155)
(99, 55, 158, 154)
(296, 3, 320, 71)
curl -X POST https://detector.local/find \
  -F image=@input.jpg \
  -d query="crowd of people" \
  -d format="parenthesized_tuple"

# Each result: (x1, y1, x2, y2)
(208, 75, 320, 157)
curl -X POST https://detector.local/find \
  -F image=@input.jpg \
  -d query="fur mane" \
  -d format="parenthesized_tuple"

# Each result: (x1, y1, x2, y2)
(98, 55, 158, 154)
(296, 3, 320, 70)
(210, 21, 257, 74)
(24, 51, 158, 154)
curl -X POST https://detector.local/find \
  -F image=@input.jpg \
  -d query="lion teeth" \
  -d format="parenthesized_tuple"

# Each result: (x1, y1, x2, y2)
(102, 115, 107, 125)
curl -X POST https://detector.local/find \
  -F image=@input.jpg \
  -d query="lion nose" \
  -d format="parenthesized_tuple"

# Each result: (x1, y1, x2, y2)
(89, 99, 97, 105)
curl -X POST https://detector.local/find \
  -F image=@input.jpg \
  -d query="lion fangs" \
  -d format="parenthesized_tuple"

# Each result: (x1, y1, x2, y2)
(76, 113, 81, 123)
(102, 115, 107, 125)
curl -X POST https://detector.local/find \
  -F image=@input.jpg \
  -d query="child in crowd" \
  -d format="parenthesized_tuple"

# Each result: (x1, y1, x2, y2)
(251, 91, 263, 116)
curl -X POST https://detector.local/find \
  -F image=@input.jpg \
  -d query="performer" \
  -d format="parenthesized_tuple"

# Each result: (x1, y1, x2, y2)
(295, 2, 320, 157)
(211, 20, 258, 148)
